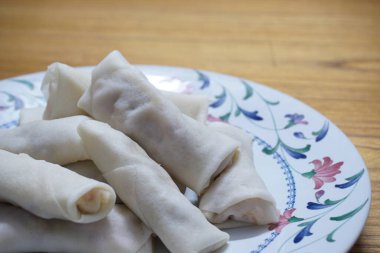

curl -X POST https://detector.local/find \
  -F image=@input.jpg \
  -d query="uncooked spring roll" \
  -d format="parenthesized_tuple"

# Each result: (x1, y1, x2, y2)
(41, 62, 208, 122)
(78, 51, 238, 194)
(0, 203, 152, 253)
(65, 160, 127, 204)
(160, 90, 209, 123)
(41, 62, 90, 119)
(78, 120, 229, 253)
(0, 149, 116, 223)
(18, 106, 45, 125)
(65, 160, 186, 194)
(0, 115, 90, 165)
(199, 122, 279, 225)
(65, 160, 106, 183)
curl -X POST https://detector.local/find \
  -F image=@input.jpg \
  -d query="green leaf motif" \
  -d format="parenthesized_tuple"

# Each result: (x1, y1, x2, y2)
(326, 231, 336, 242)
(264, 99, 280, 106)
(283, 143, 311, 153)
(215, 87, 226, 99)
(288, 216, 304, 223)
(11, 79, 34, 90)
(330, 198, 369, 222)
(284, 122, 295, 129)
(234, 108, 241, 117)
(298, 219, 318, 227)
(242, 80, 253, 100)
(302, 170, 316, 179)
(311, 126, 321, 136)
(262, 140, 280, 155)
(345, 169, 365, 181)
(324, 199, 343, 205)
(219, 112, 231, 122)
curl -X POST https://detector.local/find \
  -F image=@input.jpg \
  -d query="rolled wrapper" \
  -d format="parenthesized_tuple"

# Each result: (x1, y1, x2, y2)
(65, 160, 186, 194)
(160, 91, 209, 123)
(65, 161, 123, 204)
(19, 107, 45, 125)
(65, 160, 106, 183)
(0, 203, 152, 253)
(78, 51, 238, 194)
(41, 62, 90, 119)
(41, 62, 208, 122)
(0, 115, 90, 165)
(0, 150, 116, 223)
(78, 120, 229, 253)
(199, 122, 279, 226)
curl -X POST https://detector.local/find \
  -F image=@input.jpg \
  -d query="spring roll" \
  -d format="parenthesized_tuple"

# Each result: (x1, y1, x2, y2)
(18, 106, 45, 125)
(0, 115, 90, 165)
(160, 91, 209, 123)
(41, 62, 208, 122)
(199, 122, 279, 226)
(78, 51, 238, 194)
(0, 149, 116, 223)
(65, 160, 106, 183)
(41, 62, 90, 119)
(0, 203, 152, 253)
(66, 161, 123, 204)
(78, 120, 229, 253)
(65, 161, 124, 204)
(65, 160, 186, 194)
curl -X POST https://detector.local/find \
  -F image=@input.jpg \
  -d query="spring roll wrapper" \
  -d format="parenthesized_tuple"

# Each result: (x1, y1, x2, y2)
(78, 120, 229, 253)
(0, 115, 90, 165)
(160, 91, 209, 123)
(66, 160, 131, 204)
(78, 51, 238, 194)
(41, 62, 208, 122)
(0, 203, 152, 253)
(199, 122, 279, 225)
(0, 150, 116, 223)
(41, 62, 90, 119)
(18, 107, 45, 125)
(65, 160, 186, 194)
(65, 160, 106, 183)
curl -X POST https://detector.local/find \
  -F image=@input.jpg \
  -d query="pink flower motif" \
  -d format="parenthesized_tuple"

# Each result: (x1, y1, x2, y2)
(207, 114, 223, 122)
(302, 157, 343, 190)
(183, 83, 194, 94)
(315, 189, 325, 202)
(268, 208, 297, 233)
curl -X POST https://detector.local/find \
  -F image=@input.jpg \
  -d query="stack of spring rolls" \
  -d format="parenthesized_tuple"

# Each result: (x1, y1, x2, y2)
(0, 51, 279, 253)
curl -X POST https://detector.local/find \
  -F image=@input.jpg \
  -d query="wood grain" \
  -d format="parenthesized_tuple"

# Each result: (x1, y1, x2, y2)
(0, 0, 379, 252)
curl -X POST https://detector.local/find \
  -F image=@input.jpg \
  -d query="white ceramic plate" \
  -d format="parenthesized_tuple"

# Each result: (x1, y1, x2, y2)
(0, 66, 370, 253)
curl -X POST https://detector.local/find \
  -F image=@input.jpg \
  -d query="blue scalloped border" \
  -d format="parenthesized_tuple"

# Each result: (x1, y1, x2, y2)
(251, 136, 296, 253)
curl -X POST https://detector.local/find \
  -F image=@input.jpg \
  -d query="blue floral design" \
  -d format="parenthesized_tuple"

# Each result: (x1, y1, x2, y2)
(284, 113, 308, 129)
(195, 70, 210, 89)
(193, 72, 368, 253)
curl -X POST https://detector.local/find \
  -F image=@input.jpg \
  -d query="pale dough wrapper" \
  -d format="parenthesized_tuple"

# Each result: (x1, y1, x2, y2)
(18, 106, 44, 125)
(160, 90, 209, 123)
(0, 115, 90, 165)
(78, 51, 238, 194)
(0, 203, 152, 253)
(78, 120, 229, 253)
(65, 160, 106, 183)
(41, 62, 90, 119)
(199, 122, 279, 226)
(0, 150, 116, 223)
(65, 160, 186, 194)
(40, 62, 208, 122)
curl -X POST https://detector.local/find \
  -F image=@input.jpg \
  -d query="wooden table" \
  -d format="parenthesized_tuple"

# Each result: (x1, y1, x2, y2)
(0, 0, 379, 252)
